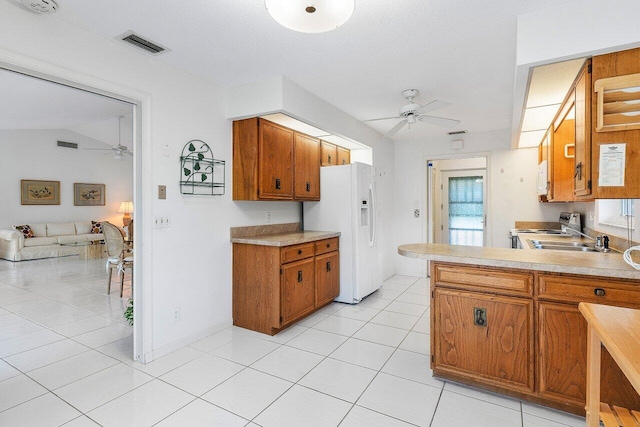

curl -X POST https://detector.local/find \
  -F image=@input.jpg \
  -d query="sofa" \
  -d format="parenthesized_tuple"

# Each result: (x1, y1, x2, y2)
(0, 221, 104, 261)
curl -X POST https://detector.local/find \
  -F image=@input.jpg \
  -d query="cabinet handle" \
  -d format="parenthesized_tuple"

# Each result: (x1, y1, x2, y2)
(326, 261, 331, 272)
(474, 307, 487, 327)
(297, 270, 303, 282)
(328, 155, 332, 164)
(306, 182, 311, 192)
(275, 178, 281, 190)
(594, 288, 606, 297)
(297, 249, 302, 255)
(326, 243, 330, 248)
(575, 162, 582, 180)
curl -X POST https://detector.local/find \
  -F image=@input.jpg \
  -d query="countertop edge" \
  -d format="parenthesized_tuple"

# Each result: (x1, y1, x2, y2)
(231, 231, 340, 247)
(398, 244, 640, 280)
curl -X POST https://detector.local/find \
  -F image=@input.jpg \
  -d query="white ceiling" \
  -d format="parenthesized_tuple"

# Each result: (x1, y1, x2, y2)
(4, 0, 575, 142)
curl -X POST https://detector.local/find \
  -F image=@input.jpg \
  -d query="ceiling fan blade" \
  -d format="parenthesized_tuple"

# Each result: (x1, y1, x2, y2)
(84, 148, 112, 151)
(418, 115, 460, 128)
(414, 100, 450, 115)
(124, 151, 133, 156)
(384, 120, 407, 138)
(364, 115, 401, 122)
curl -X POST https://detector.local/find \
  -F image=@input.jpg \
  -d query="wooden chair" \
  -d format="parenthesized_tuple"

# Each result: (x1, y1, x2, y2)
(102, 221, 133, 297)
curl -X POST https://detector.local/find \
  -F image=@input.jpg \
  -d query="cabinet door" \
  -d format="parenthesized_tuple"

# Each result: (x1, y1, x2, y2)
(315, 251, 339, 306)
(281, 258, 315, 325)
(552, 93, 577, 202)
(538, 127, 553, 202)
(321, 141, 337, 166)
(574, 60, 592, 197)
(294, 133, 320, 200)
(537, 301, 587, 407)
(337, 147, 350, 165)
(538, 301, 640, 411)
(259, 120, 294, 199)
(433, 289, 534, 393)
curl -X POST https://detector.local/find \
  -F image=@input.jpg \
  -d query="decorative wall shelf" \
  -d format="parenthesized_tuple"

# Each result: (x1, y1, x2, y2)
(180, 140, 225, 196)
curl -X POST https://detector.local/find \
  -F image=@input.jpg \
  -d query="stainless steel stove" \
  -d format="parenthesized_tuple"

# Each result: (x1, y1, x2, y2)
(509, 212, 581, 248)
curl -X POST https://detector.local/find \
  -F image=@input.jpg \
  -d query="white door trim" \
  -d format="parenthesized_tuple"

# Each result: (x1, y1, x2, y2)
(0, 47, 154, 363)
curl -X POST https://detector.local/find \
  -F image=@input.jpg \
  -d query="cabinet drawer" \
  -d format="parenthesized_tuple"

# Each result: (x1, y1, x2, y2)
(281, 243, 314, 264)
(433, 263, 533, 297)
(538, 274, 640, 306)
(315, 238, 339, 255)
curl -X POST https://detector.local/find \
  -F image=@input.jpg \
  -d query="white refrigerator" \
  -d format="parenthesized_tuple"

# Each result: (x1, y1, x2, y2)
(303, 162, 383, 304)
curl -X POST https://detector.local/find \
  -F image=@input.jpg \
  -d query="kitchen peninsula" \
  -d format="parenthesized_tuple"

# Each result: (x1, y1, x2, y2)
(398, 242, 640, 415)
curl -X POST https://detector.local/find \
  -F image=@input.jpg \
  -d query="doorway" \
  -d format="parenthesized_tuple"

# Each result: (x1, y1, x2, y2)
(427, 156, 488, 247)
(441, 170, 486, 246)
(0, 66, 142, 361)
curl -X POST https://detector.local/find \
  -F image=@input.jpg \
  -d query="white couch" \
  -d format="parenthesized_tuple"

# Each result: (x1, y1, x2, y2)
(0, 221, 104, 261)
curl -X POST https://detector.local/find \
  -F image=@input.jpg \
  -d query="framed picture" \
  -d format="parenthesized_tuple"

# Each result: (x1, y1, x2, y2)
(74, 183, 105, 206)
(21, 180, 60, 205)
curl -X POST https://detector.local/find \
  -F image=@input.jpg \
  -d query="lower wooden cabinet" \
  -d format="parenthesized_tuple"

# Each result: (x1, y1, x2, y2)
(434, 288, 534, 393)
(431, 262, 640, 415)
(233, 238, 339, 335)
(315, 251, 339, 306)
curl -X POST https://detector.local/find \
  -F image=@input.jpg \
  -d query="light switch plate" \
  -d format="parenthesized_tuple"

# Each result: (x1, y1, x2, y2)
(158, 185, 166, 199)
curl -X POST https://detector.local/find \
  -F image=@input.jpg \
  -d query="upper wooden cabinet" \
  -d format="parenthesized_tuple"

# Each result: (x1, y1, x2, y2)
(337, 146, 350, 166)
(574, 60, 592, 197)
(591, 48, 640, 198)
(233, 118, 320, 201)
(294, 133, 320, 200)
(320, 141, 337, 166)
(321, 140, 350, 167)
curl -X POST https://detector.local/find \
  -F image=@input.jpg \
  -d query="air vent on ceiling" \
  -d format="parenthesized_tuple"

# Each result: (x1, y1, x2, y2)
(57, 141, 78, 149)
(117, 31, 169, 55)
(448, 130, 467, 135)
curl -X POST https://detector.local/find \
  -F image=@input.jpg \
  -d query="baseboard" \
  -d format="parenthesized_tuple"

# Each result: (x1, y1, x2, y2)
(142, 319, 232, 363)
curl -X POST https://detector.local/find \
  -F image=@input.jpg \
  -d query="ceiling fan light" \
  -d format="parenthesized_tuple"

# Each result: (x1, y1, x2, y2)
(114, 152, 123, 160)
(265, 0, 355, 33)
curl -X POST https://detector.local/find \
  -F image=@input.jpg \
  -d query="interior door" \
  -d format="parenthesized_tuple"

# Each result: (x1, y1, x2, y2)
(441, 169, 487, 246)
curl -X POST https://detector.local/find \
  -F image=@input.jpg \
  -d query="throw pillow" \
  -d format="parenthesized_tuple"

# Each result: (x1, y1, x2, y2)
(13, 224, 34, 238)
(91, 221, 103, 234)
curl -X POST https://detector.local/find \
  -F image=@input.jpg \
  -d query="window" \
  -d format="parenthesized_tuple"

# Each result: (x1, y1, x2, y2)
(596, 199, 635, 229)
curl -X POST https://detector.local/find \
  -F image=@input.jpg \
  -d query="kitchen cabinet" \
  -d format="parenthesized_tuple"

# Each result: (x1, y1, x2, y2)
(294, 133, 320, 200)
(434, 288, 534, 393)
(321, 141, 337, 166)
(337, 146, 350, 165)
(574, 60, 592, 197)
(321, 140, 350, 166)
(430, 261, 640, 415)
(232, 117, 320, 201)
(232, 237, 339, 335)
(538, 127, 553, 201)
(591, 47, 640, 198)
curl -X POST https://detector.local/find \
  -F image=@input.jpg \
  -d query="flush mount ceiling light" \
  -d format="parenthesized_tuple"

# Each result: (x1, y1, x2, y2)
(265, 0, 355, 33)
(19, 0, 58, 14)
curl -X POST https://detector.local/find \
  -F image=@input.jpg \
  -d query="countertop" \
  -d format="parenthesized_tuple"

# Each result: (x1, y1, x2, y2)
(231, 230, 340, 247)
(398, 233, 640, 280)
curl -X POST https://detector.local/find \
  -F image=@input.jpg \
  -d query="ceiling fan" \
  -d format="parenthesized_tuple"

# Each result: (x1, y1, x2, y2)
(85, 116, 132, 160)
(365, 89, 460, 138)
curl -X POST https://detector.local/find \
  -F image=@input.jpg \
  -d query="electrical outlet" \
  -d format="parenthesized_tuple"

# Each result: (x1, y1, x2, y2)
(158, 185, 167, 199)
(172, 307, 180, 323)
(266, 211, 271, 222)
(414, 209, 420, 218)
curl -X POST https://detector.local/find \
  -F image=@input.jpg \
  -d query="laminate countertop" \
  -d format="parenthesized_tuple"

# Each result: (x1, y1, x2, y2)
(231, 231, 340, 247)
(398, 238, 640, 280)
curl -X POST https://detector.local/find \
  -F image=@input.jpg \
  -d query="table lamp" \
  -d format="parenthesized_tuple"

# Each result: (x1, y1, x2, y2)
(118, 201, 133, 227)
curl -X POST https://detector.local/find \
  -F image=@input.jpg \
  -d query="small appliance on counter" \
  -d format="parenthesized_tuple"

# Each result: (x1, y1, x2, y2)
(509, 212, 581, 248)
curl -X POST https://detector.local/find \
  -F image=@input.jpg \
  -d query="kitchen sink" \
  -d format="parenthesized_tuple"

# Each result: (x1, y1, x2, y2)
(527, 239, 599, 252)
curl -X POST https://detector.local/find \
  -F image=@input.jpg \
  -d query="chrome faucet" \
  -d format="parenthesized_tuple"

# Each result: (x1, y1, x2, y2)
(561, 226, 610, 252)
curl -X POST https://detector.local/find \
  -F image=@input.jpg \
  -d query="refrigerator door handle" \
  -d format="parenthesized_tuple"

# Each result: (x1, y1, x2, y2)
(369, 184, 376, 247)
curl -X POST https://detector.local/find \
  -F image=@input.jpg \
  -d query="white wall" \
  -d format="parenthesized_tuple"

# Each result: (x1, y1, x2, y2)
(393, 130, 593, 277)
(0, 129, 133, 229)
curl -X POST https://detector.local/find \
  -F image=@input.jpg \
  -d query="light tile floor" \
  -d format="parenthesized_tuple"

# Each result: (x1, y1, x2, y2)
(0, 257, 586, 426)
